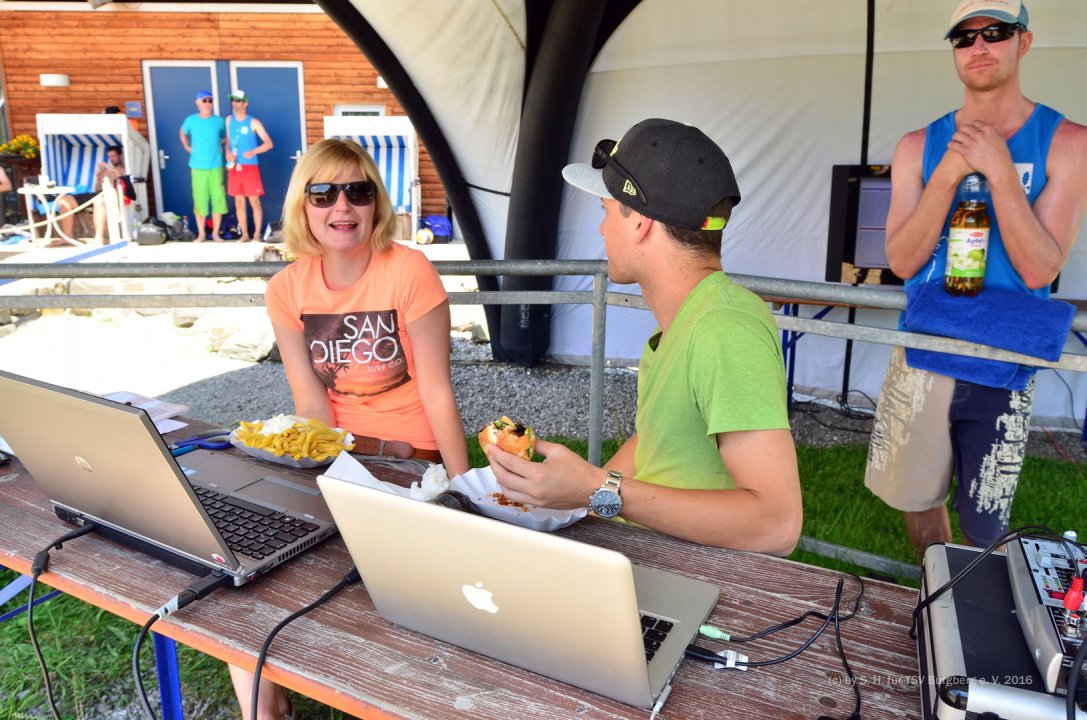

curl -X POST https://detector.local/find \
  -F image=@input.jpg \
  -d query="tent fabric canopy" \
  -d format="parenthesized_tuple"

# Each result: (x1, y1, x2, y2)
(330, 0, 1087, 426)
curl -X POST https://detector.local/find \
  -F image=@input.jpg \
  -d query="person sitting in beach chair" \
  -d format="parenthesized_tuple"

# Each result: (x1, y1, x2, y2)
(50, 145, 132, 245)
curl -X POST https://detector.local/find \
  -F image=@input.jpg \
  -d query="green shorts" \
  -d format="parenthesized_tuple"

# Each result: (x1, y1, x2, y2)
(191, 168, 228, 216)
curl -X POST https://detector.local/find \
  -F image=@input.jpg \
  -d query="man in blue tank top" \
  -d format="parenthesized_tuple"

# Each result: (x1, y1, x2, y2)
(225, 89, 274, 241)
(865, 0, 1087, 555)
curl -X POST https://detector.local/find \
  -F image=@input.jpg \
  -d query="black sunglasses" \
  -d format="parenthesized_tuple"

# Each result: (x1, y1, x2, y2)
(592, 139, 647, 206)
(199, 98, 213, 104)
(305, 180, 377, 208)
(948, 22, 1023, 49)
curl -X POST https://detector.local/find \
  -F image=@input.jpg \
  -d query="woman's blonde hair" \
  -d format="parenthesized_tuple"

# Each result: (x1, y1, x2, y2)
(282, 138, 397, 257)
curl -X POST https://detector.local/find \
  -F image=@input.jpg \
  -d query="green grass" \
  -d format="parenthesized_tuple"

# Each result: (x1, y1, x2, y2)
(3, 436, 1084, 717)
(791, 442, 1087, 584)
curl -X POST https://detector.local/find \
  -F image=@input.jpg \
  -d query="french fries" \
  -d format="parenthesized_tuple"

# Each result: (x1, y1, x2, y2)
(235, 415, 355, 462)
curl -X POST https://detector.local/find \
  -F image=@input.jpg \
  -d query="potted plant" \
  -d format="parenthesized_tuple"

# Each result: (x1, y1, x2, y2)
(0, 134, 41, 160)
(0, 135, 43, 222)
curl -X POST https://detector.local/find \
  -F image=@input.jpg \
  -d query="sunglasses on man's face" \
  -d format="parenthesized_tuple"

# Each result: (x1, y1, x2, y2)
(592, 139, 647, 206)
(948, 22, 1023, 49)
(199, 98, 213, 104)
(305, 180, 377, 208)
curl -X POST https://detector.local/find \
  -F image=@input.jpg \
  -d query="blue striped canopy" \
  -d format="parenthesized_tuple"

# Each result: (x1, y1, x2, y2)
(43, 133, 123, 194)
(331, 134, 412, 212)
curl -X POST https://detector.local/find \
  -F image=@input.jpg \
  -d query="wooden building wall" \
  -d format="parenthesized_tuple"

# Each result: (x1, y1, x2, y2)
(0, 7, 448, 218)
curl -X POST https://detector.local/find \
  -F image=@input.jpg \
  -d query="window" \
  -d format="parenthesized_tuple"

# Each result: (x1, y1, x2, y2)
(334, 104, 385, 117)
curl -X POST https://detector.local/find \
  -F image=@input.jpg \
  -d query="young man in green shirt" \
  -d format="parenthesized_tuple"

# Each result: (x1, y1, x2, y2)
(488, 118, 801, 554)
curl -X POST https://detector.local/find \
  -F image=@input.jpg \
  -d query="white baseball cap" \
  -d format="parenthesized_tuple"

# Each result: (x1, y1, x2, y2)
(946, 0, 1029, 39)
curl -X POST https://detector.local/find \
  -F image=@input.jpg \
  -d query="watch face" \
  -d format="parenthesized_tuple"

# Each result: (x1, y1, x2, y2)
(591, 489, 622, 518)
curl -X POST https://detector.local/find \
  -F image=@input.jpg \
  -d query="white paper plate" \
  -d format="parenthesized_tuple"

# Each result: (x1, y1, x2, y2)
(451, 467, 587, 532)
(228, 427, 354, 469)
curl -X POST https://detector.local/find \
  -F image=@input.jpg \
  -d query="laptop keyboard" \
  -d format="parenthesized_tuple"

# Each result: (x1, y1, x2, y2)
(193, 486, 320, 560)
(639, 613, 675, 662)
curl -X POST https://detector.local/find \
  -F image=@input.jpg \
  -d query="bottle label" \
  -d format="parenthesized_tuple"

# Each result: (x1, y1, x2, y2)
(946, 228, 988, 278)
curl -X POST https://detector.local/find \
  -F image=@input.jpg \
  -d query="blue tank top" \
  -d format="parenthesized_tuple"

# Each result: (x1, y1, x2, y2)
(909, 103, 1063, 296)
(903, 103, 1065, 389)
(229, 115, 259, 166)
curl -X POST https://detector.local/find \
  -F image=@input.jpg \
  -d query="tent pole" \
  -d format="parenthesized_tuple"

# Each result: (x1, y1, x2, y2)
(840, 0, 877, 407)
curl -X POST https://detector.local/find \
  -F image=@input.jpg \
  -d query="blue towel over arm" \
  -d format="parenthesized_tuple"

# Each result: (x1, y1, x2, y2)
(902, 283, 1074, 390)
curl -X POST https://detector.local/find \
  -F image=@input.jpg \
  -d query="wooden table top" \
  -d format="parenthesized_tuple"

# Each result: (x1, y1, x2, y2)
(0, 425, 924, 720)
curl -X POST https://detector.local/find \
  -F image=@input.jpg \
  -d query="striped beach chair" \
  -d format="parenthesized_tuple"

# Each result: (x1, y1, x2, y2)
(35, 113, 151, 241)
(323, 115, 420, 238)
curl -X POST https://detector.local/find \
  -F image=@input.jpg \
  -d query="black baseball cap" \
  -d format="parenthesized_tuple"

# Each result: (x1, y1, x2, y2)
(562, 118, 740, 231)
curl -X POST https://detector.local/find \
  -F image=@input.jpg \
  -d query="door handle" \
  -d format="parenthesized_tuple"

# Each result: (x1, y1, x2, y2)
(290, 150, 302, 161)
(158, 149, 170, 170)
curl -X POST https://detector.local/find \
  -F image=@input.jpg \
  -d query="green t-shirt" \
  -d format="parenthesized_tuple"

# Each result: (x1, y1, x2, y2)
(633, 272, 789, 490)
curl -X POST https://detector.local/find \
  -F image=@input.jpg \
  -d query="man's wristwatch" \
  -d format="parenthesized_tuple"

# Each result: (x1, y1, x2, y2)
(589, 471, 623, 518)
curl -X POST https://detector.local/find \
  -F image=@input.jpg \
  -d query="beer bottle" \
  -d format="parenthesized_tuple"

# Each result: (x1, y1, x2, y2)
(944, 173, 990, 297)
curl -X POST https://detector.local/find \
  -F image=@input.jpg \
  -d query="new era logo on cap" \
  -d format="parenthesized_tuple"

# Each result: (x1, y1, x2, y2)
(562, 118, 740, 231)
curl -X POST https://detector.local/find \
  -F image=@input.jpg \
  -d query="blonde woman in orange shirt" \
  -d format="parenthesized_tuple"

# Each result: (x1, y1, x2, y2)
(231, 138, 468, 720)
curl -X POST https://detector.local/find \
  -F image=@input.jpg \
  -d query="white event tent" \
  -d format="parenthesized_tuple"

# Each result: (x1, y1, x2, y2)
(322, 0, 1087, 426)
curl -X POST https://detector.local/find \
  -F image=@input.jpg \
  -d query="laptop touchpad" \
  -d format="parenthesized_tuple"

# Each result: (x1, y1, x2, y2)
(235, 477, 332, 521)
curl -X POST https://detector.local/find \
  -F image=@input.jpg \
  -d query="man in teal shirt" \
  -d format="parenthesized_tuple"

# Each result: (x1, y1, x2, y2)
(488, 119, 801, 554)
(179, 90, 227, 242)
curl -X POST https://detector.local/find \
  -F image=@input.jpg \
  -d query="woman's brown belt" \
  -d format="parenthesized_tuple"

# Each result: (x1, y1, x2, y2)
(351, 434, 442, 464)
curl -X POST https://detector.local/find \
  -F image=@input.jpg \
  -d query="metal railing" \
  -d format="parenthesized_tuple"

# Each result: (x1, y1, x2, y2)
(0, 259, 613, 466)
(3, 260, 1086, 451)
(4, 259, 1086, 581)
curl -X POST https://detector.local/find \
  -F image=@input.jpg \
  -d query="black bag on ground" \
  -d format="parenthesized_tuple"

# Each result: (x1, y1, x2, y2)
(136, 218, 169, 245)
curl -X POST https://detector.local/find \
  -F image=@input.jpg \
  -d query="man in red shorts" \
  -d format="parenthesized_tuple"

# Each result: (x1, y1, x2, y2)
(225, 89, 274, 241)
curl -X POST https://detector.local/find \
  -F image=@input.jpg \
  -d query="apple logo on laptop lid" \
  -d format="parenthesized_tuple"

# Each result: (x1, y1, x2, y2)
(462, 581, 499, 614)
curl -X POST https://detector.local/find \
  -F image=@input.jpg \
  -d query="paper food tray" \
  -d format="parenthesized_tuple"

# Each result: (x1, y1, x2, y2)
(229, 427, 354, 469)
(321, 455, 585, 532)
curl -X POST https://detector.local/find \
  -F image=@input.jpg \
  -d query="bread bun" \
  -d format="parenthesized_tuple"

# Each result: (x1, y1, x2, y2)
(478, 416, 536, 459)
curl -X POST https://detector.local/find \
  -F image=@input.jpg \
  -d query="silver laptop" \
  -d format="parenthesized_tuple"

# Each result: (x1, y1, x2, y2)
(316, 474, 719, 709)
(0, 370, 336, 586)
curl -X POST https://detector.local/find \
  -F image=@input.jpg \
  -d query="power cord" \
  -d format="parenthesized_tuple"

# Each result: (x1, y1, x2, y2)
(684, 574, 864, 720)
(1068, 631, 1087, 720)
(26, 521, 101, 720)
(1045, 368, 1083, 433)
(251, 566, 362, 720)
(132, 572, 233, 720)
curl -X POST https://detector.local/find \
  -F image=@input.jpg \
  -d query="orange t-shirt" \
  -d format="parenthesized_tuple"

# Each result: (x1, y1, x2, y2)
(265, 244, 447, 449)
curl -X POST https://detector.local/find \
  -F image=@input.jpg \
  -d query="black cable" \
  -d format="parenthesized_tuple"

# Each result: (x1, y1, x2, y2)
(26, 577, 61, 720)
(726, 577, 846, 669)
(1046, 368, 1084, 433)
(1068, 631, 1087, 720)
(910, 525, 1082, 639)
(685, 574, 864, 670)
(728, 573, 865, 644)
(251, 567, 362, 720)
(831, 588, 861, 720)
(685, 574, 866, 718)
(26, 521, 101, 720)
(133, 613, 162, 720)
(132, 572, 233, 720)
(790, 399, 874, 435)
